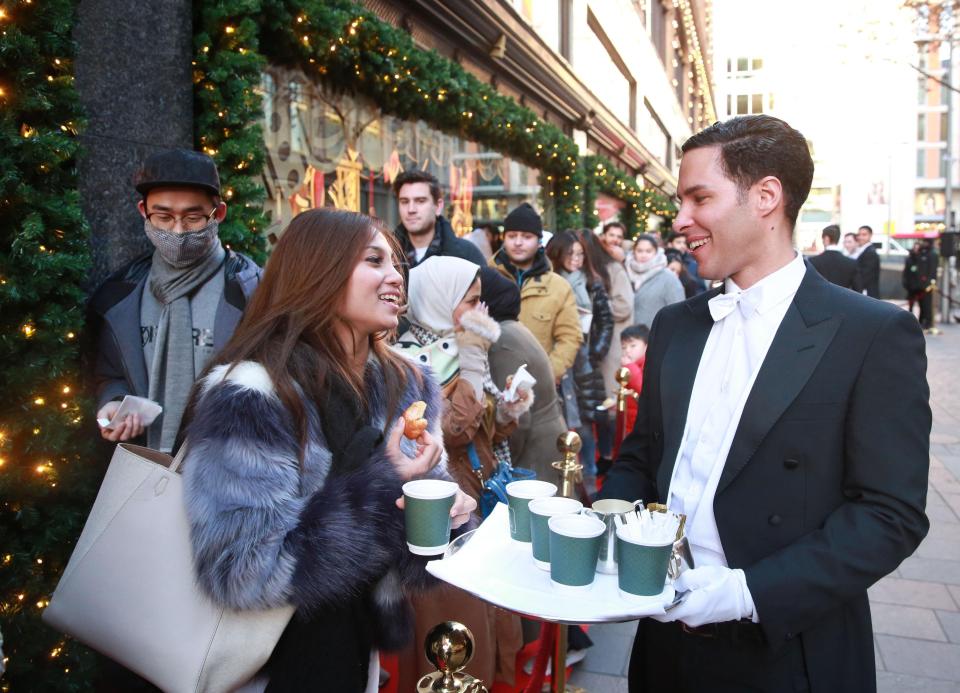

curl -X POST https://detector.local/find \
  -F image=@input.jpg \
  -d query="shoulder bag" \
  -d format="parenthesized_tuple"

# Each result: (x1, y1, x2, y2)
(43, 443, 294, 692)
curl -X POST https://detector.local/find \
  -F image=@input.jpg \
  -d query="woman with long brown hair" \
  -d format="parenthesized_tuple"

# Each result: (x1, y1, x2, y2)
(181, 209, 475, 692)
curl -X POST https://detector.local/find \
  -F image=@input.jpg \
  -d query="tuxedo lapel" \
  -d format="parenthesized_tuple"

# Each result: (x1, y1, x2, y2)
(656, 293, 716, 497)
(716, 267, 842, 495)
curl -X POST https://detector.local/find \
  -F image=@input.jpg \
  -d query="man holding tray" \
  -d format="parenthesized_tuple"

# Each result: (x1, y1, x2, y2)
(600, 114, 930, 692)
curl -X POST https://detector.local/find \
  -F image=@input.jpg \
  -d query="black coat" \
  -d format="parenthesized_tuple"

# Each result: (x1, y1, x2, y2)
(856, 244, 881, 298)
(394, 215, 485, 269)
(587, 279, 614, 367)
(902, 247, 938, 293)
(601, 264, 930, 692)
(810, 249, 860, 290)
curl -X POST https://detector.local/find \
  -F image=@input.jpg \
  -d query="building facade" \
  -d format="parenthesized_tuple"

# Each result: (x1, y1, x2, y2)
(712, 0, 916, 252)
(74, 0, 714, 284)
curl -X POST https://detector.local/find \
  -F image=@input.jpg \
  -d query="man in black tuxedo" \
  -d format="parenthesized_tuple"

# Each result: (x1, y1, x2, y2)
(601, 115, 930, 692)
(855, 224, 881, 298)
(810, 224, 860, 290)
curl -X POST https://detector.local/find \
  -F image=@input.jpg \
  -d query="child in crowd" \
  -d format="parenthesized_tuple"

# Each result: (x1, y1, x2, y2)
(618, 324, 649, 436)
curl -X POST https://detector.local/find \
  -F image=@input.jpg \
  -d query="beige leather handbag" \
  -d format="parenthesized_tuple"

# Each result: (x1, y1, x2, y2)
(43, 443, 295, 693)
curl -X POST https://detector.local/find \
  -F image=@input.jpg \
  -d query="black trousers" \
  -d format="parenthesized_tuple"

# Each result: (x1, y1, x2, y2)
(627, 619, 811, 693)
(907, 290, 934, 329)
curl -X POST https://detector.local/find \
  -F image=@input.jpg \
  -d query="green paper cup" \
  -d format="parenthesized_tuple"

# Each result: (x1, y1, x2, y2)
(402, 479, 458, 555)
(505, 480, 557, 542)
(548, 514, 606, 593)
(615, 527, 674, 600)
(528, 497, 583, 571)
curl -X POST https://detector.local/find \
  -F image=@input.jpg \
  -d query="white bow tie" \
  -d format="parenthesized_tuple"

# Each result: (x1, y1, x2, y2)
(708, 289, 762, 322)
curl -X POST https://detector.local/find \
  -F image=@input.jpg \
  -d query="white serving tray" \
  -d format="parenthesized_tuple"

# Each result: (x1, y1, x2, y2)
(426, 503, 674, 624)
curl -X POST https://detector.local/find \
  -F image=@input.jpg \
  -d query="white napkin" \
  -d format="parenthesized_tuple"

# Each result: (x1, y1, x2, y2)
(503, 364, 537, 403)
(96, 395, 163, 429)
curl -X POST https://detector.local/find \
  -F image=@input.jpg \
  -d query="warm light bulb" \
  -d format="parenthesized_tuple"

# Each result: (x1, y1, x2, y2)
(34, 397, 45, 406)
(22, 323, 35, 337)
(62, 386, 70, 394)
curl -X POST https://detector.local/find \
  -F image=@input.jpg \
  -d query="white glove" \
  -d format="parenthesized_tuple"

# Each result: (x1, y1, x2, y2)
(652, 565, 756, 628)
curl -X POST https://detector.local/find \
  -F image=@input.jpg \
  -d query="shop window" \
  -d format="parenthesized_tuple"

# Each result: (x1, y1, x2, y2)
(260, 66, 547, 244)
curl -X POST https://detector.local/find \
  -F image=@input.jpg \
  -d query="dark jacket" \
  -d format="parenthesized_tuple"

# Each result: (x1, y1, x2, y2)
(902, 246, 938, 293)
(394, 215, 485, 269)
(572, 279, 615, 423)
(86, 248, 261, 411)
(810, 249, 861, 290)
(602, 265, 929, 692)
(587, 279, 614, 368)
(856, 243, 881, 297)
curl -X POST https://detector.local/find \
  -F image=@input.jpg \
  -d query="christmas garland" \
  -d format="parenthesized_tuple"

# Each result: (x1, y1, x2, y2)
(0, 0, 99, 688)
(581, 154, 677, 239)
(192, 0, 586, 246)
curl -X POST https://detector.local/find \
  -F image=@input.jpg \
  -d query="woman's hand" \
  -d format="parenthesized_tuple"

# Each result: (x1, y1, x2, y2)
(97, 401, 144, 442)
(395, 488, 477, 529)
(448, 490, 477, 529)
(385, 416, 442, 481)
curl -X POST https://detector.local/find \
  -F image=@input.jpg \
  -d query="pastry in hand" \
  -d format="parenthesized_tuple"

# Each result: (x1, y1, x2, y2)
(403, 400, 428, 439)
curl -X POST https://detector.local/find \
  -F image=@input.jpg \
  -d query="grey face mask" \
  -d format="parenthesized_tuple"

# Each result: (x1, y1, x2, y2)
(144, 219, 220, 268)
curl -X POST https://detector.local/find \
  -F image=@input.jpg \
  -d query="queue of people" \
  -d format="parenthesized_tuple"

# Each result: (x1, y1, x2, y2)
(75, 112, 930, 693)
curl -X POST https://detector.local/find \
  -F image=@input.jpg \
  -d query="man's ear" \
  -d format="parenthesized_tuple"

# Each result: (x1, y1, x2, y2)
(435, 197, 444, 214)
(137, 199, 147, 219)
(755, 176, 783, 219)
(214, 201, 227, 222)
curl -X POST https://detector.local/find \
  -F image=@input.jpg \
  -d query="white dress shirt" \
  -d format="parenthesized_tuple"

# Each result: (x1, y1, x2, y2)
(666, 252, 806, 617)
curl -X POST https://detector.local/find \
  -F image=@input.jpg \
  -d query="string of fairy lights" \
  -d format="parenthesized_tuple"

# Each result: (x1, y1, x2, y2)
(1, 0, 96, 686)
(1, 0, 694, 685)
(193, 0, 678, 242)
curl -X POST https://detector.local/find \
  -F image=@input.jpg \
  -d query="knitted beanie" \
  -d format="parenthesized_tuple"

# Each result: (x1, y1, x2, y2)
(503, 202, 543, 238)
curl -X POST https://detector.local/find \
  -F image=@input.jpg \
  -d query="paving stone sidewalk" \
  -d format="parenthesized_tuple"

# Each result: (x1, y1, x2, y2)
(569, 318, 960, 693)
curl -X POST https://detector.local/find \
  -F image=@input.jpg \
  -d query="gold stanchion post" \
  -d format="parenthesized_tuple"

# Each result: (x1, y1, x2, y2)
(416, 621, 489, 693)
(616, 366, 635, 414)
(548, 433, 588, 693)
(552, 431, 583, 500)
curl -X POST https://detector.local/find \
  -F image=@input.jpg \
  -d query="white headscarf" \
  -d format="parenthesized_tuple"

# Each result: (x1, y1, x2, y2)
(407, 256, 481, 336)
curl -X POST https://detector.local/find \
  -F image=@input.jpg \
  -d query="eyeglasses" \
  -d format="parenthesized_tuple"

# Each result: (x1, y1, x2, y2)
(146, 208, 217, 231)
(565, 250, 585, 259)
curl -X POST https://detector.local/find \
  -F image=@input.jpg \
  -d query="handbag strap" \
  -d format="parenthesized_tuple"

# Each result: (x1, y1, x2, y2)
(466, 441, 484, 483)
(168, 440, 189, 474)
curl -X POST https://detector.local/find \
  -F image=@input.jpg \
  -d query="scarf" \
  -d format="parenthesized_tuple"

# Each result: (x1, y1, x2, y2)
(396, 256, 480, 385)
(146, 239, 225, 451)
(561, 269, 592, 311)
(625, 249, 667, 291)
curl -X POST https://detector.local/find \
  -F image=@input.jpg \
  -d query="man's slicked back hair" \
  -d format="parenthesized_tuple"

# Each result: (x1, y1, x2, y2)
(681, 115, 814, 227)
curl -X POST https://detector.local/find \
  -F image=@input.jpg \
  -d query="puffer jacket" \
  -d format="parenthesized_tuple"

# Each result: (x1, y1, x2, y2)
(490, 249, 582, 380)
(587, 279, 614, 368)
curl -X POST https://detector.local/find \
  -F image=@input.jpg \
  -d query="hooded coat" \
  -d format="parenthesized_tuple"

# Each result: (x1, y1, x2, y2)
(182, 356, 445, 690)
